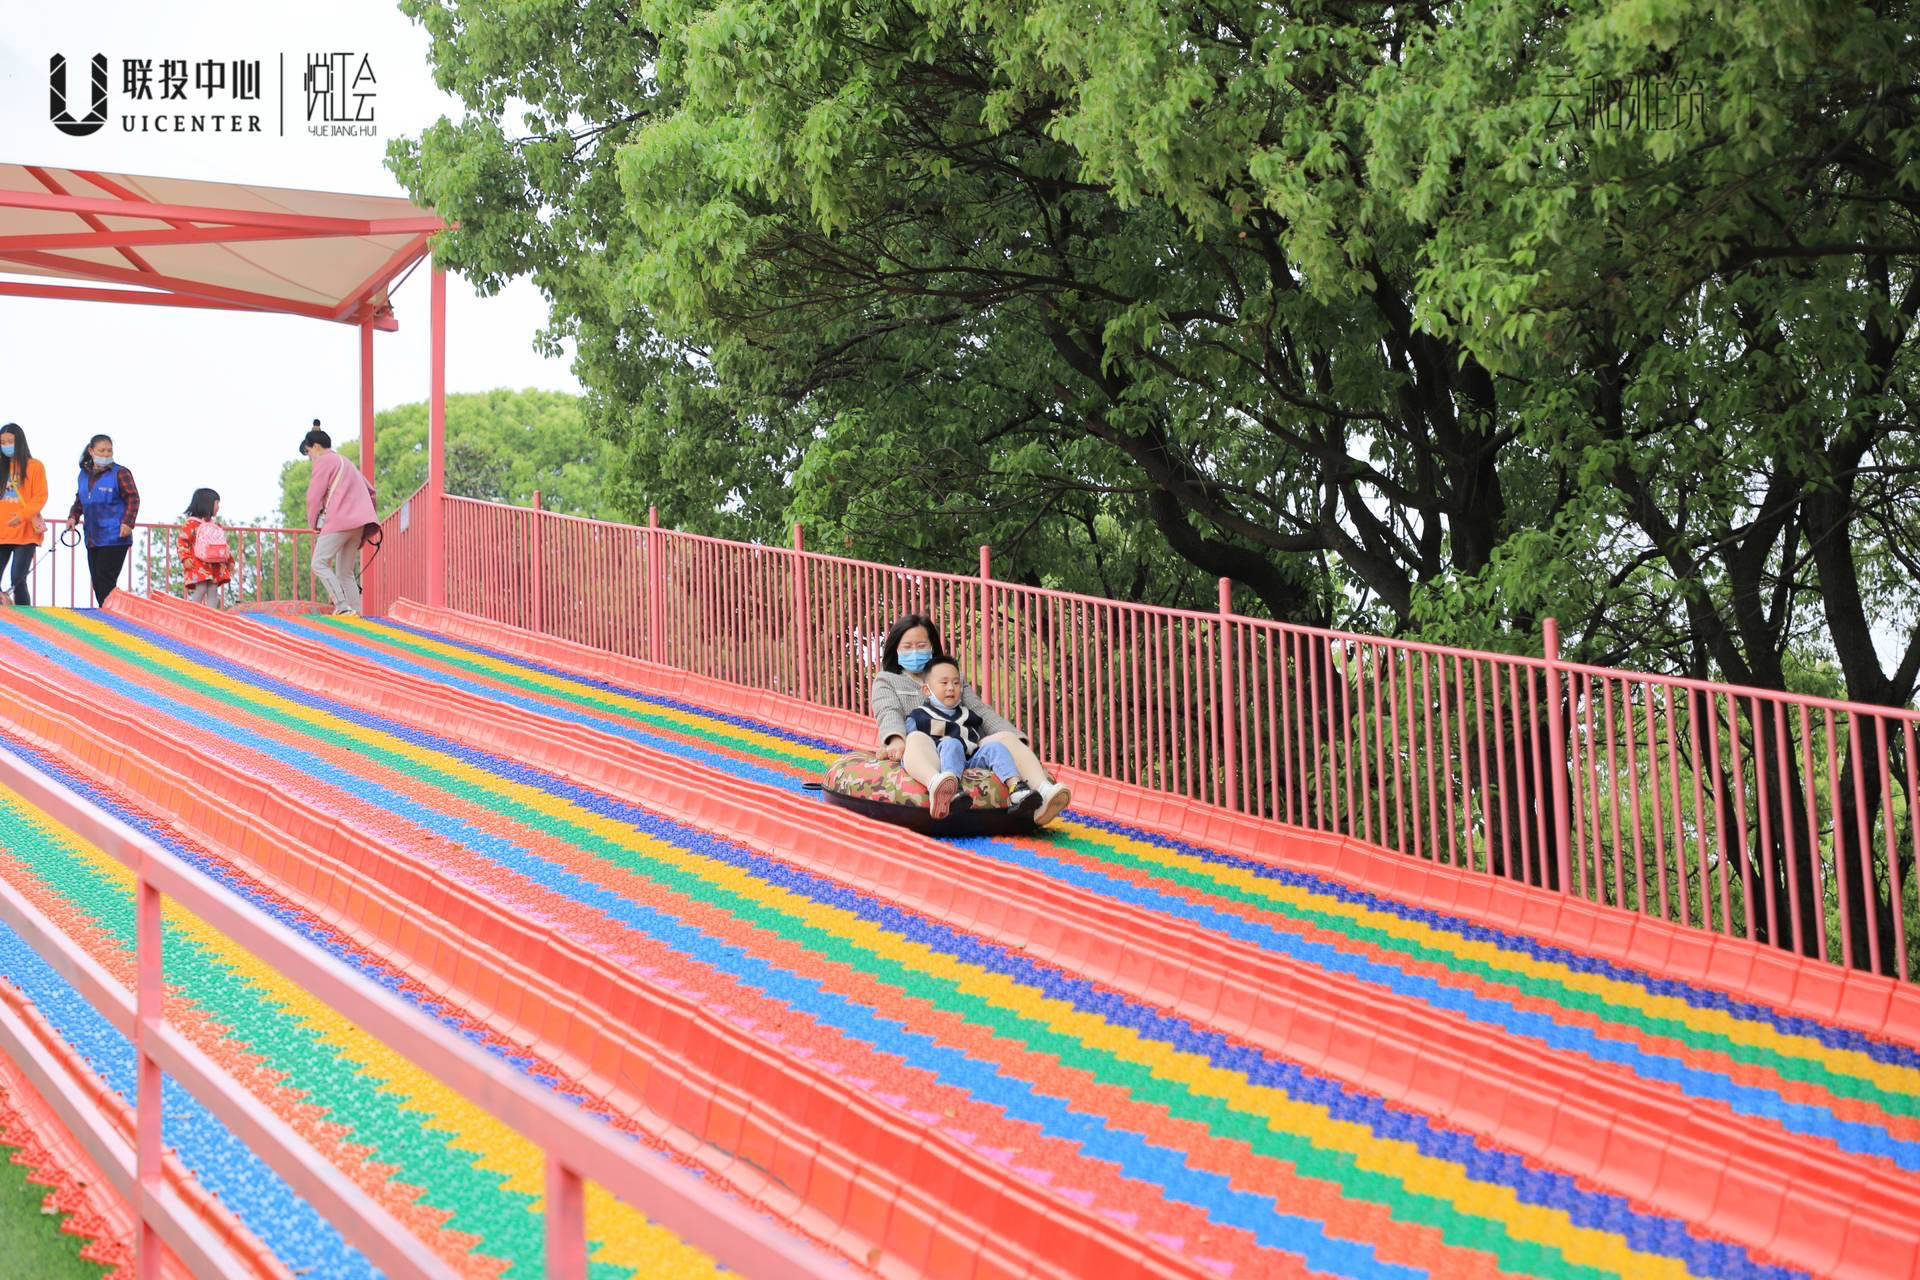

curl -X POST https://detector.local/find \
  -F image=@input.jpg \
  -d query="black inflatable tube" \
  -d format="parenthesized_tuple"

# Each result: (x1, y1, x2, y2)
(820, 787, 1038, 837)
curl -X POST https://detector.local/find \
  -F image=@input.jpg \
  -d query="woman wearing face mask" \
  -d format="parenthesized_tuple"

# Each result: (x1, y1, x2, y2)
(66, 434, 139, 606)
(872, 612, 1070, 825)
(0, 423, 48, 606)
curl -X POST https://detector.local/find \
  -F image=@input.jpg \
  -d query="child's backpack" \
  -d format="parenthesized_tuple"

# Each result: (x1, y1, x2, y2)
(192, 520, 232, 564)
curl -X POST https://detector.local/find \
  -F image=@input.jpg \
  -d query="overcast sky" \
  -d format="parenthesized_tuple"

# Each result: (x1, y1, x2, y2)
(0, 0, 581, 524)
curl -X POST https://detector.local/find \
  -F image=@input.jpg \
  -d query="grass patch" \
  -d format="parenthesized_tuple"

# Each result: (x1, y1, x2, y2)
(0, 1129, 111, 1280)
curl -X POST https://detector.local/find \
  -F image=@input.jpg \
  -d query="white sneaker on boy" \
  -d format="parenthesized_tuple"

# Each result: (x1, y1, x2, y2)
(1032, 781, 1071, 827)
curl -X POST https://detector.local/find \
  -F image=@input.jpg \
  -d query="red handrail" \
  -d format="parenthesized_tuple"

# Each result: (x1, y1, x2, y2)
(430, 493, 1920, 981)
(363, 482, 430, 616)
(6, 481, 1914, 1275)
(0, 721, 844, 1279)
(18, 522, 327, 610)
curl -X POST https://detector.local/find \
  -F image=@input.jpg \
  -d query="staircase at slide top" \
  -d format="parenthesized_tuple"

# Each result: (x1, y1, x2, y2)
(0, 594, 1913, 1280)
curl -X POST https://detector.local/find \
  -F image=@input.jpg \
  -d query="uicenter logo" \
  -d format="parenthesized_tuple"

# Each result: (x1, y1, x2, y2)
(48, 53, 109, 137)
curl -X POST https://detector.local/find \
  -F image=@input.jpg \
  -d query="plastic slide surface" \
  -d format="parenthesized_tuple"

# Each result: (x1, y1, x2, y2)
(0, 599, 1912, 1279)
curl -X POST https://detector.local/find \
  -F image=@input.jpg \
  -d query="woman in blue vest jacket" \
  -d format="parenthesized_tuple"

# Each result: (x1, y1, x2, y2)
(64, 434, 140, 606)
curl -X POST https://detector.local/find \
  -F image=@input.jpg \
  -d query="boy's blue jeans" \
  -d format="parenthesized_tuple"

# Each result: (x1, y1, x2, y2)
(935, 736, 1019, 786)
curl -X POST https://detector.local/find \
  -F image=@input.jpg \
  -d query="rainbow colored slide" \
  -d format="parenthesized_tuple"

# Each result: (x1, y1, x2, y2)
(0, 593, 1913, 1278)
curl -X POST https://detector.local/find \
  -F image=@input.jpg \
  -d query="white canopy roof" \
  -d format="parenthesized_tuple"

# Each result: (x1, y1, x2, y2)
(0, 163, 441, 328)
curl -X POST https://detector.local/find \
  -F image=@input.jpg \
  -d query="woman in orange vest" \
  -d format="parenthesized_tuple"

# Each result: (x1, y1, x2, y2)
(0, 423, 48, 606)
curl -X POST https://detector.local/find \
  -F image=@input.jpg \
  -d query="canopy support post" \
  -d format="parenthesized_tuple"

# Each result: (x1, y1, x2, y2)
(358, 317, 376, 484)
(427, 266, 447, 608)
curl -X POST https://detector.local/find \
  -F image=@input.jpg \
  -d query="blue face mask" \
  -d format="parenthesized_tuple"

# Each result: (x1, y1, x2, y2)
(897, 648, 932, 673)
(0, 445, 12, 459)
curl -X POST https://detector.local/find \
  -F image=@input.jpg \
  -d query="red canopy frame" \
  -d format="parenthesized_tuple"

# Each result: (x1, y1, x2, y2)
(0, 164, 450, 605)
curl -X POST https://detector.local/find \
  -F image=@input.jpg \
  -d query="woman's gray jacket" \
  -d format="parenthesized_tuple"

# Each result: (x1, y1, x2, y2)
(870, 670, 1025, 747)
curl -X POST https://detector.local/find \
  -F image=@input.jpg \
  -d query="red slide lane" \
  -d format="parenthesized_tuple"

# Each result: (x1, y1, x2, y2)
(0, 889, 287, 1279)
(98, 591, 1920, 1276)
(0, 616, 1217, 1280)
(392, 599, 1920, 1052)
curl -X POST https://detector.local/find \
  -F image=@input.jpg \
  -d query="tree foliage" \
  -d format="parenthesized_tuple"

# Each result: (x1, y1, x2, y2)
(395, 0, 1918, 682)
(395, 0, 1920, 969)
(275, 388, 620, 527)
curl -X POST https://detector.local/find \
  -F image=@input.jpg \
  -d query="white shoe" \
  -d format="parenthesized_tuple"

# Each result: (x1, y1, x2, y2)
(1032, 781, 1071, 827)
(927, 772, 960, 821)
(1007, 786, 1041, 817)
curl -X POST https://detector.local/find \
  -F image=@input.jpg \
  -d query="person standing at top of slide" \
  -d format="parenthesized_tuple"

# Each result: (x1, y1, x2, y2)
(67, 434, 138, 606)
(301, 423, 378, 616)
(0, 423, 48, 606)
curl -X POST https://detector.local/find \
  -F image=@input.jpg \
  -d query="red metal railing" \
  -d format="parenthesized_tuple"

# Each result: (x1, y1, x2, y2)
(363, 482, 431, 617)
(55, 497, 1912, 977)
(432, 494, 1920, 981)
(0, 703, 843, 1279)
(15, 523, 324, 609)
(8, 487, 1914, 1276)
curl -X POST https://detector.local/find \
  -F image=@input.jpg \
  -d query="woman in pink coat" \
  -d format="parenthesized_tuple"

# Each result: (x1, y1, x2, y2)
(300, 425, 379, 615)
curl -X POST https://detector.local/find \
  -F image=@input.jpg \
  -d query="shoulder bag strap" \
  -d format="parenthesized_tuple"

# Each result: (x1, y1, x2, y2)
(318, 458, 350, 525)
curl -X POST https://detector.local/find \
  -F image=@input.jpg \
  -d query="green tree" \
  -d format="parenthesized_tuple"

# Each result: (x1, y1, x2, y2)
(1355, 3, 1920, 967)
(388, 0, 1244, 609)
(393, 0, 1920, 660)
(394, 0, 1920, 970)
(276, 388, 620, 526)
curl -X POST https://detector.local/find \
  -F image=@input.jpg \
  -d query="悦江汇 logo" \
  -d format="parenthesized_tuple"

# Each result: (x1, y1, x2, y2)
(49, 53, 109, 137)
(303, 52, 376, 137)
